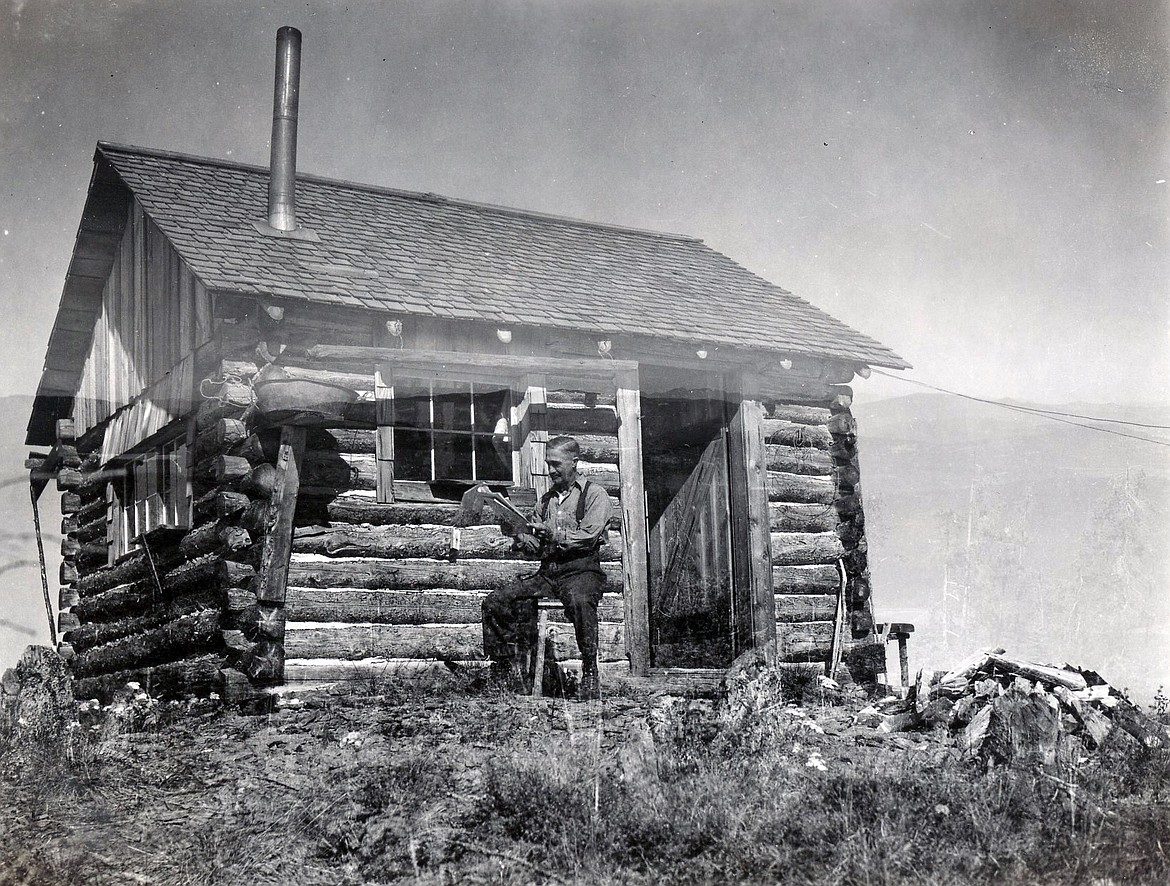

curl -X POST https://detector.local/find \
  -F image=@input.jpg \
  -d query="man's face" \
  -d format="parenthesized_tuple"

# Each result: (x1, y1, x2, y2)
(545, 446, 578, 490)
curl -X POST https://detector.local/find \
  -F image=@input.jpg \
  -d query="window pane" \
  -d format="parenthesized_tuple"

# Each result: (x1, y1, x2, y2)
(395, 429, 432, 481)
(432, 380, 472, 432)
(394, 381, 431, 430)
(473, 386, 511, 433)
(433, 432, 473, 480)
(475, 434, 512, 482)
(158, 452, 172, 503)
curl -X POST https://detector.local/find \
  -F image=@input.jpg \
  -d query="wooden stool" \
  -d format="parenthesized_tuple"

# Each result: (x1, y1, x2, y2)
(875, 622, 915, 691)
(532, 599, 562, 697)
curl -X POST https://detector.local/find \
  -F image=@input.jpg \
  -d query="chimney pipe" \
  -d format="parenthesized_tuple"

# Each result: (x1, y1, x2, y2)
(267, 26, 301, 232)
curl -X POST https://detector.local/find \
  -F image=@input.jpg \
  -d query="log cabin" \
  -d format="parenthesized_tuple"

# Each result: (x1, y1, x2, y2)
(25, 29, 907, 702)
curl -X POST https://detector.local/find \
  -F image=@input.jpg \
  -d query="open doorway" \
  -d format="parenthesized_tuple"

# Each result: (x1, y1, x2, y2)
(640, 366, 736, 668)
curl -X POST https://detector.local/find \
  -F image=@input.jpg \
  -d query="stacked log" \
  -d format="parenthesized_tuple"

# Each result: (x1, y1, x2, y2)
(762, 387, 881, 674)
(49, 420, 97, 666)
(58, 364, 275, 702)
(281, 386, 628, 685)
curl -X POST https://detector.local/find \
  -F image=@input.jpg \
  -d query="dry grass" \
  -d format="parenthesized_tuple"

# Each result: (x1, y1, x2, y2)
(2, 676, 1167, 886)
(478, 729, 1170, 885)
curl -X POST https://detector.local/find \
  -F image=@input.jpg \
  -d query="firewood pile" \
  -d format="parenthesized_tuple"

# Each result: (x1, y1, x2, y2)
(873, 647, 1169, 765)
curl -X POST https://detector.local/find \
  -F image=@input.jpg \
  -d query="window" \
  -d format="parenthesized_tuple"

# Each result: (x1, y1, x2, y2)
(390, 379, 513, 484)
(108, 437, 192, 561)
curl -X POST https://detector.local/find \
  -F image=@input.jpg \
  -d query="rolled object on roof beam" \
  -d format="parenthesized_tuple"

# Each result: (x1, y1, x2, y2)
(268, 26, 302, 232)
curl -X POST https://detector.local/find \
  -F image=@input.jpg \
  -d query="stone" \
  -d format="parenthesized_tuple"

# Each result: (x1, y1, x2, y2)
(982, 690, 1063, 766)
(921, 697, 956, 730)
(617, 717, 658, 783)
(1, 646, 76, 748)
(950, 695, 979, 728)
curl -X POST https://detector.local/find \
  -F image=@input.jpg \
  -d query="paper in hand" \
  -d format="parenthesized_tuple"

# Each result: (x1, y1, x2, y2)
(457, 484, 529, 532)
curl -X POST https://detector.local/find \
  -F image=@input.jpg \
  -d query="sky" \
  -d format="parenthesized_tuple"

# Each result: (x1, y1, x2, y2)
(0, 1, 1166, 678)
(0, 0, 1166, 409)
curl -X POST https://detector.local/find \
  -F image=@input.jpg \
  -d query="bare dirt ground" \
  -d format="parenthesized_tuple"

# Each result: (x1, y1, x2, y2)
(2, 671, 1168, 886)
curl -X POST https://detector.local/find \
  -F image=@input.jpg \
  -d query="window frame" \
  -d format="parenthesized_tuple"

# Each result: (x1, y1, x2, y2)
(375, 366, 552, 504)
(387, 376, 515, 486)
(107, 434, 193, 562)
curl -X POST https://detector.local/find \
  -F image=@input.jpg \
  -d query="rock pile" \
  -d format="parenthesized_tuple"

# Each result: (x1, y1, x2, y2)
(874, 647, 1169, 765)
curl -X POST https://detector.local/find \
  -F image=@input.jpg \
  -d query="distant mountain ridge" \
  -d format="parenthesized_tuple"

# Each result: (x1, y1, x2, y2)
(857, 391, 1170, 441)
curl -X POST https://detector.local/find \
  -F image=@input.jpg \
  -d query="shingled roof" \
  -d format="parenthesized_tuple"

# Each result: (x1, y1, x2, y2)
(94, 142, 906, 369)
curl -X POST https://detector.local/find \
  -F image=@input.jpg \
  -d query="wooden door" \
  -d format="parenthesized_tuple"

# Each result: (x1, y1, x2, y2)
(641, 368, 735, 668)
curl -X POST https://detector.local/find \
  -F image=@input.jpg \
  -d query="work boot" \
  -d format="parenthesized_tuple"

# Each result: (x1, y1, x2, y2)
(577, 658, 601, 702)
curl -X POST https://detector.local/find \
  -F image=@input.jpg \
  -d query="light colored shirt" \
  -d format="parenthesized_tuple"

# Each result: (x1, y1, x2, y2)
(533, 477, 612, 556)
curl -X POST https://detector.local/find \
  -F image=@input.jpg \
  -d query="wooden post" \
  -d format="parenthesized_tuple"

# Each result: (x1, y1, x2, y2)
(256, 425, 306, 607)
(375, 368, 394, 503)
(727, 374, 775, 660)
(532, 603, 552, 698)
(29, 482, 57, 647)
(898, 635, 910, 689)
(519, 374, 549, 497)
(615, 367, 650, 676)
(510, 386, 523, 483)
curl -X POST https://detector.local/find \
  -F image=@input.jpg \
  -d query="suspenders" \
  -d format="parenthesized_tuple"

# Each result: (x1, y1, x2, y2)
(576, 479, 591, 524)
(537, 480, 603, 562)
(538, 480, 594, 528)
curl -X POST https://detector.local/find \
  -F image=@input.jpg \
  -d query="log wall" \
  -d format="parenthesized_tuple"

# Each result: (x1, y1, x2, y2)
(280, 383, 629, 686)
(51, 397, 258, 702)
(51, 272, 887, 698)
(760, 387, 884, 678)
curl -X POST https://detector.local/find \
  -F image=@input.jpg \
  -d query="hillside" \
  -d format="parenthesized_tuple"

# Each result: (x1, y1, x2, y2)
(2, 665, 1168, 885)
(855, 393, 1170, 701)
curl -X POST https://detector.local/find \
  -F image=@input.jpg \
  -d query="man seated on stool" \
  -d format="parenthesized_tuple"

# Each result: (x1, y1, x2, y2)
(482, 435, 613, 701)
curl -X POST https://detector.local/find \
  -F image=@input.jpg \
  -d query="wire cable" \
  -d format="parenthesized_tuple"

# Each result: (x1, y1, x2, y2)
(869, 368, 1170, 448)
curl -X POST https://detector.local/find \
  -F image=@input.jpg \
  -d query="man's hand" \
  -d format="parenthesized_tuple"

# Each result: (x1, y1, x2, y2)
(514, 533, 542, 555)
(527, 522, 553, 541)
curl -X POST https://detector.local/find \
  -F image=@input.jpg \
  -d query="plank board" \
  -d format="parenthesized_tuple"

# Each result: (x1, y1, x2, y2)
(615, 371, 650, 676)
(256, 426, 307, 605)
(727, 387, 775, 656)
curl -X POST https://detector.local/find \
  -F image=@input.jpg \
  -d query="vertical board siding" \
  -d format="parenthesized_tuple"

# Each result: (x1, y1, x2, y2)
(72, 201, 212, 437)
(727, 384, 776, 658)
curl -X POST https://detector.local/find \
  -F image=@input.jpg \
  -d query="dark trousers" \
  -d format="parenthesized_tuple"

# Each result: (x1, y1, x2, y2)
(482, 555, 605, 664)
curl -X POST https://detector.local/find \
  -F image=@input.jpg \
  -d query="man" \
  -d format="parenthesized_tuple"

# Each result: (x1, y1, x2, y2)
(481, 435, 613, 700)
